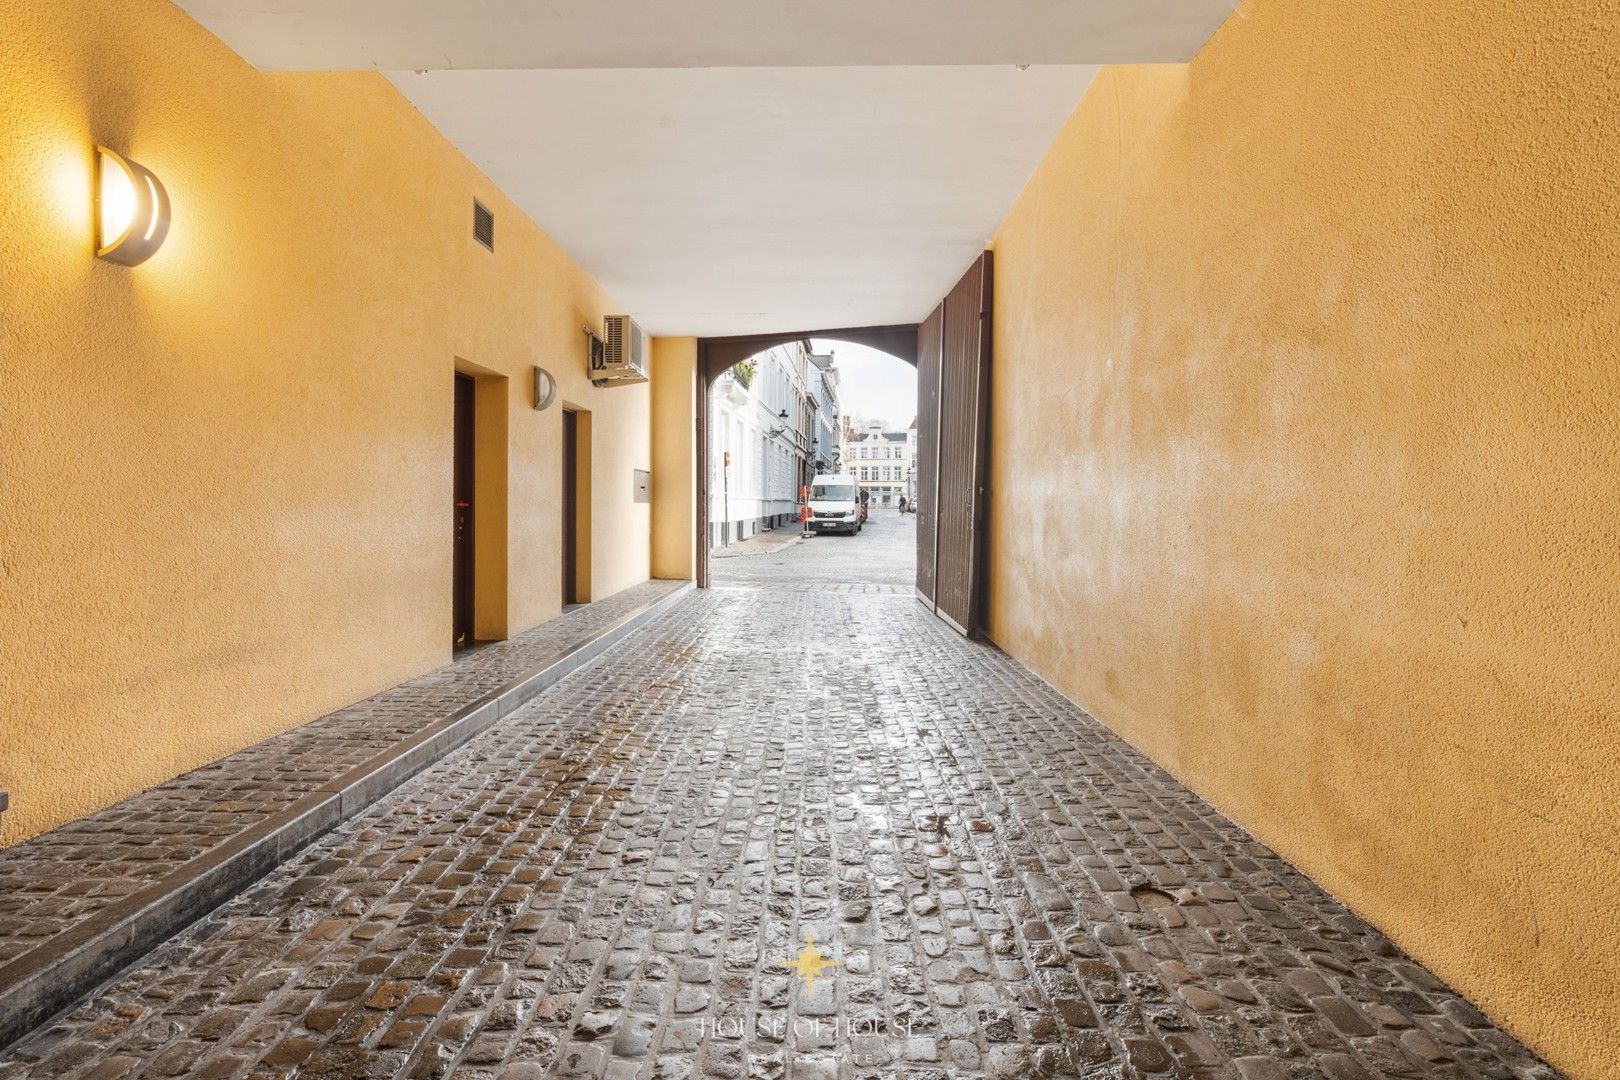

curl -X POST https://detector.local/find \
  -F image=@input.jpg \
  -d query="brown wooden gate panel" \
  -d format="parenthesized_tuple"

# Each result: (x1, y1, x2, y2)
(914, 303, 944, 607)
(930, 252, 993, 635)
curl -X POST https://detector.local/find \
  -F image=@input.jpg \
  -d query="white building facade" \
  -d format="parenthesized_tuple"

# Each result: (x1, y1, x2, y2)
(709, 341, 824, 547)
(840, 417, 917, 509)
(808, 351, 842, 475)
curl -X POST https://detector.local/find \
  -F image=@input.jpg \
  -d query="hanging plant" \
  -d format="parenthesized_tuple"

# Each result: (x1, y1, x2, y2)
(732, 357, 758, 389)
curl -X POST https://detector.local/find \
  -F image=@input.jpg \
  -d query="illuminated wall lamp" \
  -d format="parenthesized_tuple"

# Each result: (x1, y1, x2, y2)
(96, 147, 170, 266)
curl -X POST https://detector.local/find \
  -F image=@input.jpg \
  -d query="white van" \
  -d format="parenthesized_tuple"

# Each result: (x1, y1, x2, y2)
(807, 473, 862, 535)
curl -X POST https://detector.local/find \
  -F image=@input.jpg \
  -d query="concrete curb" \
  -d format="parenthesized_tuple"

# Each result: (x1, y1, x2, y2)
(0, 580, 694, 1052)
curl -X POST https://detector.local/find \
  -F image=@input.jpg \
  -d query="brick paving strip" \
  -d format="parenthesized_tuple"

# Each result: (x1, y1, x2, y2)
(0, 580, 692, 1052)
(0, 578, 1561, 1079)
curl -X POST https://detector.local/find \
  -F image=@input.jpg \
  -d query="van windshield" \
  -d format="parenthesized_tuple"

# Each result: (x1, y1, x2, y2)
(812, 483, 856, 501)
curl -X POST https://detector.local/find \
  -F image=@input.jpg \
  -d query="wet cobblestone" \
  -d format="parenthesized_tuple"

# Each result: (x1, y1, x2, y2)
(0, 581, 684, 967)
(711, 511, 914, 588)
(0, 538, 1557, 1078)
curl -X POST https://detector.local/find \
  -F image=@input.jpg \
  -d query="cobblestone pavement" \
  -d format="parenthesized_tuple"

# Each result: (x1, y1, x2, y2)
(0, 581, 683, 968)
(0, 569, 1558, 1078)
(712, 511, 915, 588)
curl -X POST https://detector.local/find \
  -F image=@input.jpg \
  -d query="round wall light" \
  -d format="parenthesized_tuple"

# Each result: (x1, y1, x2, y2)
(533, 366, 558, 411)
(96, 147, 170, 266)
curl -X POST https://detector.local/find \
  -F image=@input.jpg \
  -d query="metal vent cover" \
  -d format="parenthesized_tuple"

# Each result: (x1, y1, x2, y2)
(593, 315, 649, 385)
(473, 200, 494, 251)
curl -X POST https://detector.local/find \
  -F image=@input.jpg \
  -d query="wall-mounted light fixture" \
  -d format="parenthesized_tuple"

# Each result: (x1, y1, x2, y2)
(533, 366, 558, 411)
(96, 147, 169, 266)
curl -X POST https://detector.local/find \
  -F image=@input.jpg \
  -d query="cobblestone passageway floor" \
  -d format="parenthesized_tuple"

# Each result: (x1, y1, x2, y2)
(0, 582, 685, 967)
(1, 548, 1557, 1078)
(711, 510, 915, 590)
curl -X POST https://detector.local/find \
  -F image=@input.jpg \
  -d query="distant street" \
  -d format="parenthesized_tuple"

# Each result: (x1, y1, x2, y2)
(711, 509, 916, 587)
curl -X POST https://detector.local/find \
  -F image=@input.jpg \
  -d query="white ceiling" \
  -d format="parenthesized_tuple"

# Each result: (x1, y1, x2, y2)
(175, 1, 1236, 71)
(389, 66, 1099, 336)
(177, 1, 1235, 337)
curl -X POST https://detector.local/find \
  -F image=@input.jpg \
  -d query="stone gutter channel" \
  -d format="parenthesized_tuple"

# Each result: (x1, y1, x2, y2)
(0, 581, 694, 1052)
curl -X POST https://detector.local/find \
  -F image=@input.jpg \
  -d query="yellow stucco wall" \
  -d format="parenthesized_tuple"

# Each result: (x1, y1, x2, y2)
(650, 338, 698, 581)
(986, 1, 1619, 1074)
(0, 0, 652, 847)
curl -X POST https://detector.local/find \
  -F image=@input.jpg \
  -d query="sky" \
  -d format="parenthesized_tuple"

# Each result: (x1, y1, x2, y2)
(812, 339, 917, 431)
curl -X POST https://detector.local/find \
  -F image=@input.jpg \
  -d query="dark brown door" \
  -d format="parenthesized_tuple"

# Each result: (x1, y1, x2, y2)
(561, 409, 579, 606)
(920, 252, 993, 636)
(915, 303, 943, 607)
(453, 373, 476, 649)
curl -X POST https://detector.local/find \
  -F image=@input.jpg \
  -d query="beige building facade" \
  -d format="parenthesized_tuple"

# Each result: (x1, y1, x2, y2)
(841, 418, 917, 509)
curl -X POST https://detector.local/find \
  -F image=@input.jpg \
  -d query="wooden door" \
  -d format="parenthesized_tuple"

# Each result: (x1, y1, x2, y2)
(562, 409, 579, 606)
(920, 252, 993, 636)
(452, 373, 476, 648)
(915, 303, 943, 607)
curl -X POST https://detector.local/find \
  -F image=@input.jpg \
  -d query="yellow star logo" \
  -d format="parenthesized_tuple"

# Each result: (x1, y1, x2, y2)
(784, 936, 838, 994)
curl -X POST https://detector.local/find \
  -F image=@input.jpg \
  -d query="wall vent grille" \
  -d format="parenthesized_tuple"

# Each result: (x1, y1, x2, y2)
(473, 200, 494, 251)
(592, 315, 649, 385)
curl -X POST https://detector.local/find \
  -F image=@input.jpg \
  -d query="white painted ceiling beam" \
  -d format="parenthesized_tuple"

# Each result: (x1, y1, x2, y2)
(174, 0, 1236, 72)
(388, 65, 1101, 336)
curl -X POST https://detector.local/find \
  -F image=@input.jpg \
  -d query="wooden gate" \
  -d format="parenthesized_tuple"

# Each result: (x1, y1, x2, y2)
(915, 252, 993, 635)
(914, 304, 943, 609)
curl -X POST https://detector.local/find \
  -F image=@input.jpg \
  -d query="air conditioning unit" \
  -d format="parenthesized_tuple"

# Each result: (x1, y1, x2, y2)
(589, 314, 649, 386)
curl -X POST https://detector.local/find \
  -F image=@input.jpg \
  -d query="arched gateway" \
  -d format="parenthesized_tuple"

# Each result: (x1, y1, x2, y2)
(695, 253, 993, 637)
